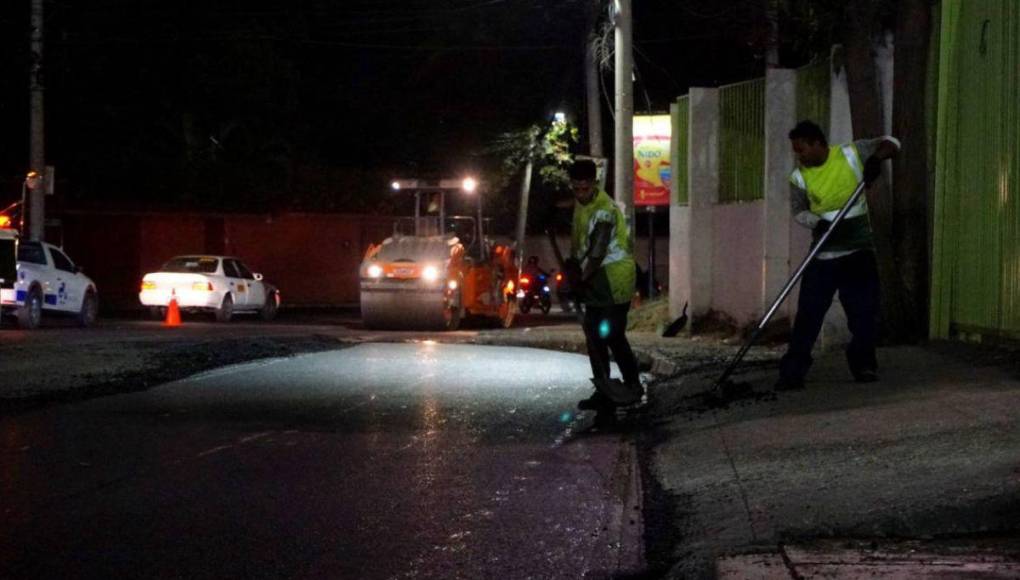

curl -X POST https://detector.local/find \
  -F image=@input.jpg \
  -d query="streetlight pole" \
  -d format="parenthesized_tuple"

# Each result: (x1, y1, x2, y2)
(586, 0, 604, 159)
(613, 0, 634, 232)
(28, 0, 46, 241)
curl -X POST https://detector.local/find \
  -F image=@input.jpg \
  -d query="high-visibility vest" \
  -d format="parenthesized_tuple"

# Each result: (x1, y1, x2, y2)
(572, 190, 636, 305)
(789, 144, 875, 253)
(790, 144, 868, 220)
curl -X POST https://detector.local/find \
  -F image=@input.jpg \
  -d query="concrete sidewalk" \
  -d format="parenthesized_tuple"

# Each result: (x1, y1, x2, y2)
(482, 326, 1020, 576)
(637, 342, 1020, 578)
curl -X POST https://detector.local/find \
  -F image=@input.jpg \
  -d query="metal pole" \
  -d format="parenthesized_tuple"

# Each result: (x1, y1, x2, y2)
(586, 0, 604, 158)
(28, 0, 46, 241)
(647, 206, 655, 299)
(613, 0, 634, 232)
(514, 140, 535, 270)
(765, 0, 780, 69)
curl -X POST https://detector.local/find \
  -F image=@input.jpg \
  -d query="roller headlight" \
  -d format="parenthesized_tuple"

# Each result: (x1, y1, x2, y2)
(422, 265, 440, 282)
(366, 264, 383, 278)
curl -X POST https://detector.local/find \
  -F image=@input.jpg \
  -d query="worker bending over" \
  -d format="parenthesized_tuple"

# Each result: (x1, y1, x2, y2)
(776, 120, 900, 390)
(566, 159, 643, 410)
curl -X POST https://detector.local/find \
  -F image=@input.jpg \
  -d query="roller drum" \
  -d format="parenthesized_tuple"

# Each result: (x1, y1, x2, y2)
(361, 287, 455, 330)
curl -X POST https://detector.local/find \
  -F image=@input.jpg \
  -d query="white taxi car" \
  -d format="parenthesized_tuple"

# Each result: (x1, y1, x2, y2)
(0, 235, 99, 329)
(139, 255, 279, 322)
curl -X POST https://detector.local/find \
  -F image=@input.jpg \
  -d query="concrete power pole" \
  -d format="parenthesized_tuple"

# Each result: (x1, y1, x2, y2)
(514, 132, 536, 269)
(765, 0, 780, 68)
(586, 0, 604, 158)
(613, 0, 634, 229)
(28, 0, 46, 241)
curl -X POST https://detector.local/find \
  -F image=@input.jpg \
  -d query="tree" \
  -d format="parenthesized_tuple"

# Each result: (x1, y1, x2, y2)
(842, 0, 932, 343)
(890, 0, 932, 342)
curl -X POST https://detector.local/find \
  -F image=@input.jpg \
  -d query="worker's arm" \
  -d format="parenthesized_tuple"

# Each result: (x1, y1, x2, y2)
(581, 221, 614, 282)
(790, 183, 820, 229)
(856, 136, 901, 184)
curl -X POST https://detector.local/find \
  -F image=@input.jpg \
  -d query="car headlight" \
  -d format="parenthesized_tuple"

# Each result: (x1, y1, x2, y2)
(367, 264, 383, 278)
(422, 265, 440, 282)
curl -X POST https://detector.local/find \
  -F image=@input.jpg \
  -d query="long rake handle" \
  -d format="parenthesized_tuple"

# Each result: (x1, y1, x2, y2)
(716, 180, 869, 386)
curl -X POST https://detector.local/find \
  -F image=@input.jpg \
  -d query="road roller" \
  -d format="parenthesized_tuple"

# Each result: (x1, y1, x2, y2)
(359, 177, 518, 331)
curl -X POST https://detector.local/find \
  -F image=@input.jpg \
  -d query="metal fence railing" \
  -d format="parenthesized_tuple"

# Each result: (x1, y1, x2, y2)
(672, 95, 690, 205)
(718, 77, 765, 203)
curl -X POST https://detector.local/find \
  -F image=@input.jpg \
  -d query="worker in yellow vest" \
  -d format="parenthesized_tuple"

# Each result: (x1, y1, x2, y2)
(776, 120, 900, 390)
(565, 159, 642, 411)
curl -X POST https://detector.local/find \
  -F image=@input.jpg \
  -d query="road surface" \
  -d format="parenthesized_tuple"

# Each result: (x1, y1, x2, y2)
(0, 342, 643, 579)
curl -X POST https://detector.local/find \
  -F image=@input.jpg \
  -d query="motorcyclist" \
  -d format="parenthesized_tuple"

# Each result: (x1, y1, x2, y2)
(521, 256, 549, 284)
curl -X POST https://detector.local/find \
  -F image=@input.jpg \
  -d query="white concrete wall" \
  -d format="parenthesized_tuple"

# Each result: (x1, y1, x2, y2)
(763, 69, 797, 323)
(711, 201, 765, 324)
(668, 100, 690, 319)
(687, 88, 719, 320)
(668, 206, 690, 318)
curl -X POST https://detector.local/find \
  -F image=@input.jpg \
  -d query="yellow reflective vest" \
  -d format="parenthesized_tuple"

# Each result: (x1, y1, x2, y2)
(571, 190, 636, 306)
(790, 144, 874, 253)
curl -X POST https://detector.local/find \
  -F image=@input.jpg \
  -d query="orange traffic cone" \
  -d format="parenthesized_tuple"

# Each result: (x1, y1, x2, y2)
(164, 292, 181, 327)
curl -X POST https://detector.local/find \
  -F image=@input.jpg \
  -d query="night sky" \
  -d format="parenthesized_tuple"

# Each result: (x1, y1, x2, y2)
(1, 0, 813, 214)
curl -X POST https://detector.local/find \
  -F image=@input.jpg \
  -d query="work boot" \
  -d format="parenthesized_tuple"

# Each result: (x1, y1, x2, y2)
(852, 369, 878, 383)
(578, 391, 613, 411)
(773, 375, 805, 391)
(622, 381, 646, 406)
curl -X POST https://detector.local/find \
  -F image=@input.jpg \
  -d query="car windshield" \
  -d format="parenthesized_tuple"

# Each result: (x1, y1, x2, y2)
(160, 256, 219, 274)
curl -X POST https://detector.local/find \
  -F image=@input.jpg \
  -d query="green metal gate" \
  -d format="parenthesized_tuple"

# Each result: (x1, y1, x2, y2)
(718, 78, 765, 203)
(931, 0, 1020, 340)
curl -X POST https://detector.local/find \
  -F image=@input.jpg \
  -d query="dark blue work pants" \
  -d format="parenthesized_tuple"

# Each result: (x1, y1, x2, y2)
(779, 250, 880, 382)
(583, 302, 640, 386)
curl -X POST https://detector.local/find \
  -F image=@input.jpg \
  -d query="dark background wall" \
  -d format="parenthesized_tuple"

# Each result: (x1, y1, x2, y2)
(61, 211, 397, 310)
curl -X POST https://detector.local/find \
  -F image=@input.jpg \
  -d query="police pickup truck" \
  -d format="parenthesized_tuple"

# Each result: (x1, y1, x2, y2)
(0, 228, 98, 329)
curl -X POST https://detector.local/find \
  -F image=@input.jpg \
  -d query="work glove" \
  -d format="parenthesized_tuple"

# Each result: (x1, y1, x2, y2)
(812, 219, 831, 238)
(863, 155, 882, 185)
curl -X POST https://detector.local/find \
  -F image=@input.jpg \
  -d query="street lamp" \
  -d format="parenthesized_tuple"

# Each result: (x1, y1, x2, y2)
(20, 171, 41, 234)
(459, 175, 485, 258)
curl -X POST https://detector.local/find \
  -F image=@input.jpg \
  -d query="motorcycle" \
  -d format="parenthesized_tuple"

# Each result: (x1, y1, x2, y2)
(517, 272, 553, 314)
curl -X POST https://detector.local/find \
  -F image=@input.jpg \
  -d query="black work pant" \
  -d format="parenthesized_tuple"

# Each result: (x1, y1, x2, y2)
(583, 302, 641, 386)
(779, 250, 880, 382)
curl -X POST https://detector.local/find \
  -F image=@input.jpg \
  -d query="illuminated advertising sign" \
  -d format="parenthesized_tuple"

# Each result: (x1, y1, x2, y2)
(633, 115, 671, 207)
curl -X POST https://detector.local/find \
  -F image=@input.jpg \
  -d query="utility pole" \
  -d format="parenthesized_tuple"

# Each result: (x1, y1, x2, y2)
(28, 0, 46, 241)
(613, 0, 634, 230)
(765, 0, 780, 69)
(514, 130, 537, 269)
(586, 0, 604, 158)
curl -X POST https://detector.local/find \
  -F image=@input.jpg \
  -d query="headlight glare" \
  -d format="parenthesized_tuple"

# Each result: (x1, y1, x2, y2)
(367, 264, 383, 278)
(422, 265, 440, 282)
